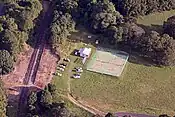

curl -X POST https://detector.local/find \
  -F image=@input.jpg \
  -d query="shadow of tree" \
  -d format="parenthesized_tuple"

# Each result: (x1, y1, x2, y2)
(138, 24, 163, 34)
(118, 45, 159, 67)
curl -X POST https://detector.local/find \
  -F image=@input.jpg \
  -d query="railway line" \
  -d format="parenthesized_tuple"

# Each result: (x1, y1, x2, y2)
(17, 1, 53, 117)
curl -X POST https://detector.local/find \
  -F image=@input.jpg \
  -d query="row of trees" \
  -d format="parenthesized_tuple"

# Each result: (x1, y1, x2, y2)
(49, 1, 76, 53)
(112, 0, 175, 17)
(77, 0, 175, 66)
(0, 0, 42, 74)
(48, 0, 175, 66)
(27, 83, 76, 117)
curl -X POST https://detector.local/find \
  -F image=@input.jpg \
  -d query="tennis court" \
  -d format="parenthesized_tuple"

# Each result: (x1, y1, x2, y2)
(86, 47, 129, 77)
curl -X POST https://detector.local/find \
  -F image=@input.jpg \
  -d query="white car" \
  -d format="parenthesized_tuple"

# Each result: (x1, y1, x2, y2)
(59, 65, 66, 69)
(72, 74, 80, 79)
(76, 68, 83, 73)
(88, 35, 92, 39)
(56, 73, 62, 76)
(76, 67, 82, 70)
(64, 58, 70, 62)
(57, 67, 64, 71)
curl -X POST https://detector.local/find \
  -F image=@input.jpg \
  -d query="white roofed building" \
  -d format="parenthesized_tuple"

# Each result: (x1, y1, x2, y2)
(79, 48, 92, 58)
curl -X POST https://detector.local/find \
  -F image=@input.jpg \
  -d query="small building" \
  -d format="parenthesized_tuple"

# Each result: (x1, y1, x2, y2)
(78, 48, 92, 58)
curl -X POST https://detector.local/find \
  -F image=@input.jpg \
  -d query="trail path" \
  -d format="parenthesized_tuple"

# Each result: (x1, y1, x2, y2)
(66, 71, 106, 116)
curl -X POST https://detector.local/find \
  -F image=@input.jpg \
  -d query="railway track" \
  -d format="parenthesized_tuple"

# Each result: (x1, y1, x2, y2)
(17, 1, 53, 117)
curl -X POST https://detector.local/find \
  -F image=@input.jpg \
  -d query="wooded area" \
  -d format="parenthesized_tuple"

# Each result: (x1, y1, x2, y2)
(49, 0, 175, 66)
(0, 0, 175, 116)
(0, 0, 42, 75)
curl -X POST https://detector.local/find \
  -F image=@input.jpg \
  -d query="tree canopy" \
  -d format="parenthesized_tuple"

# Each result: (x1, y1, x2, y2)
(0, 0, 42, 74)
(163, 15, 175, 38)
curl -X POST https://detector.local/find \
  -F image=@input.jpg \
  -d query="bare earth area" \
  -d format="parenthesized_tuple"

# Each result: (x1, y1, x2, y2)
(1, 44, 33, 101)
(34, 45, 57, 89)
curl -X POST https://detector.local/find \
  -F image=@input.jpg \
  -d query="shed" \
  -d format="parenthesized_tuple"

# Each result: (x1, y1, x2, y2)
(79, 48, 91, 58)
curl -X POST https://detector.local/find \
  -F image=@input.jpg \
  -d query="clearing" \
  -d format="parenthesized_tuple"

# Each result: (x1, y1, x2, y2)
(51, 10, 175, 116)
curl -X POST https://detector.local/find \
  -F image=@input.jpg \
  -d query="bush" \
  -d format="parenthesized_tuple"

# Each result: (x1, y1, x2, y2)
(0, 50, 14, 75)
(27, 92, 37, 105)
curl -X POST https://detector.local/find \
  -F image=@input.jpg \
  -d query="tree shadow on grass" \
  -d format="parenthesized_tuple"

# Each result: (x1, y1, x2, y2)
(138, 24, 163, 34)
(118, 45, 159, 67)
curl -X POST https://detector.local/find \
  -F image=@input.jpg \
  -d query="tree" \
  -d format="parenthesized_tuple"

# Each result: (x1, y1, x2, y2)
(48, 83, 57, 94)
(112, 0, 175, 17)
(0, 29, 19, 55)
(105, 25, 124, 44)
(163, 15, 175, 38)
(105, 112, 115, 117)
(51, 103, 70, 117)
(50, 10, 75, 50)
(0, 80, 7, 117)
(0, 50, 14, 75)
(39, 90, 53, 108)
(89, 0, 123, 33)
(27, 92, 37, 105)
(152, 34, 175, 66)
(55, 0, 79, 16)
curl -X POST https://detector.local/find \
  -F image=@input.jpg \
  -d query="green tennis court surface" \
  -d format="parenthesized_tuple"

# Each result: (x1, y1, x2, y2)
(87, 47, 129, 77)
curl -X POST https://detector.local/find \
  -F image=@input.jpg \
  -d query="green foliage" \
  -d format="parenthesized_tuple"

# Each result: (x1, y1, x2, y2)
(40, 90, 53, 107)
(27, 92, 37, 105)
(163, 15, 175, 38)
(50, 10, 75, 50)
(127, 28, 175, 66)
(89, 0, 122, 33)
(105, 25, 124, 44)
(0, 80, 7, 117)
(0, 50, 14, 75)
(0, 0, 42, 74)
(55, 0, 79, 16)
(27, 84, 74, 117)
(48, 83, 57, 94)
(51, 103, 70, 117)
(112, 0, 175, 17)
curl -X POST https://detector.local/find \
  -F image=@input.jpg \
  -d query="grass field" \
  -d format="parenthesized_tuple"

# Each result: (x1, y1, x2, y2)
(71, 55, 175, 115)
(69, 10, 175, 116)
(51, 41, 95, 117)
(137, 10, 175, 26)
(51, 10, 175, 116)
(51, 91, 94, 117)
(137, 10, 175, 33)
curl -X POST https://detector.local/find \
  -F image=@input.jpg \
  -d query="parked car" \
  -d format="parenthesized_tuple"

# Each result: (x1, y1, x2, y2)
(55, 72, 62, 76)
(63, 58, 70, 62)
(75, 67, 82, 70)
(76, 68, 83, 73)
(57, 67, 64, 71)
(59, 65, 66, 69)
(60, 63, 67, 67)
(72, 74, 80, 79)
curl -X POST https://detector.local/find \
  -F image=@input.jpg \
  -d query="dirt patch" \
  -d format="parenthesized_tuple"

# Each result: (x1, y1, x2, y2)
(34, 45, 58, 89)
(1, 43, 33, 101)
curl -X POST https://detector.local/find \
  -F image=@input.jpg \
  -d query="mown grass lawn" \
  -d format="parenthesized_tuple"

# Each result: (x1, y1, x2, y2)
(69, 10, 175, 116)
(137, 10, 175, 33)
(70, 55, 175, 115)
(51, 10, 175, 116)
(51, 41, 95, 117)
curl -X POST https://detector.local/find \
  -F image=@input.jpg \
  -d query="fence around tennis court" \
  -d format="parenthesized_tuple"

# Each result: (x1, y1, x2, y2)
(86, 47, 129, 77)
